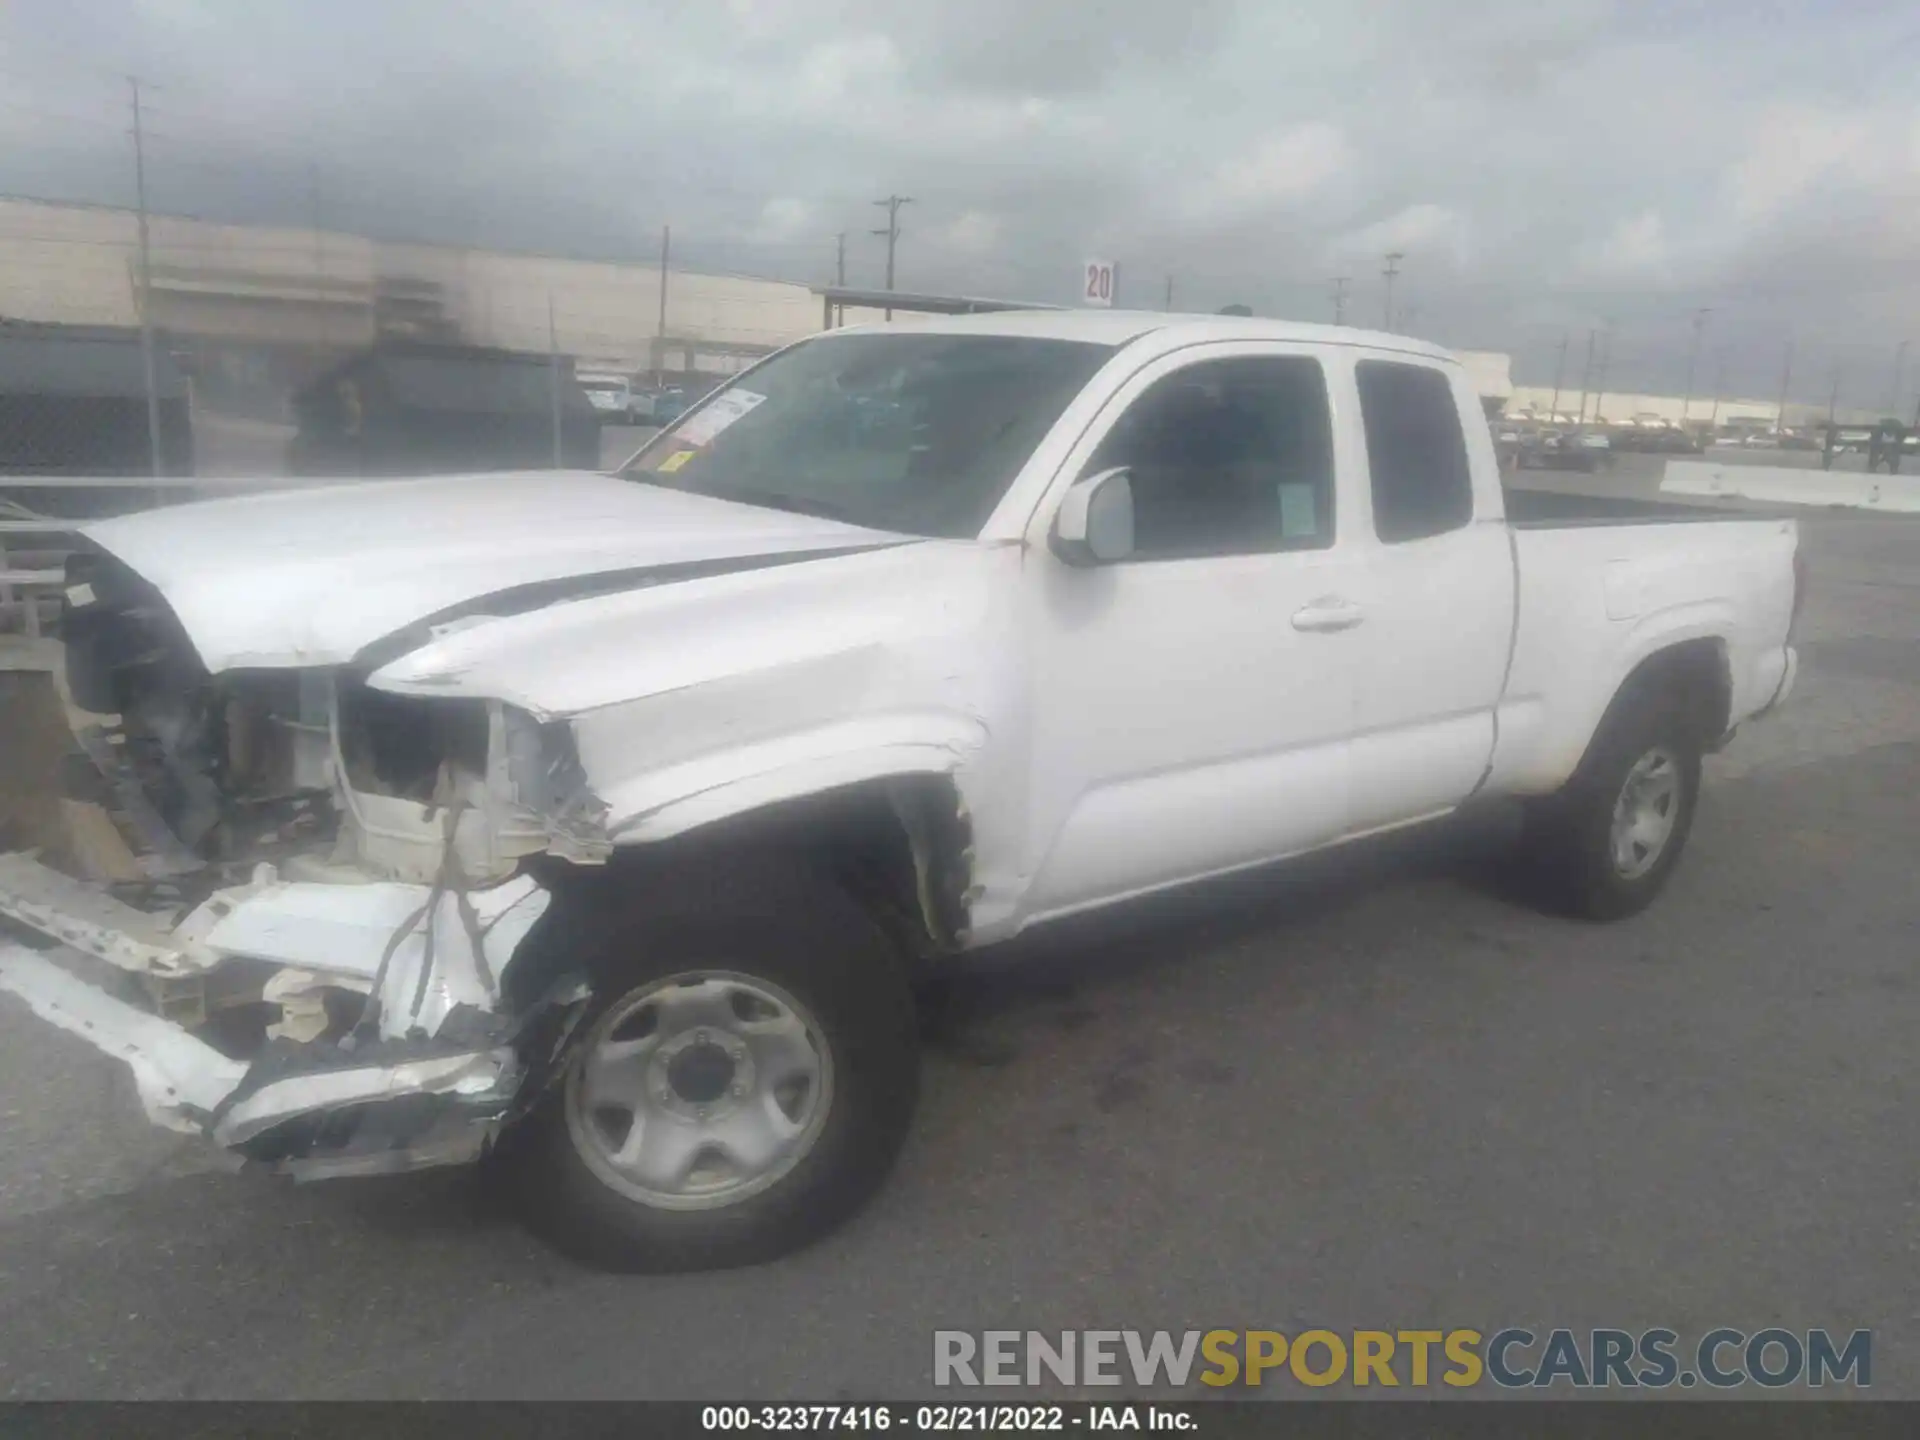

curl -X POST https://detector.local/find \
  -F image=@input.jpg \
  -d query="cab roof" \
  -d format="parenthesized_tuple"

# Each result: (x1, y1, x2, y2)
(822, 308, 1460, 366)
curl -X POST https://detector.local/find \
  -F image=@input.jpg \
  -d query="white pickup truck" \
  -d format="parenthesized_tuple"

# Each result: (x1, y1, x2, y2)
(0, 312, 1802, 1272)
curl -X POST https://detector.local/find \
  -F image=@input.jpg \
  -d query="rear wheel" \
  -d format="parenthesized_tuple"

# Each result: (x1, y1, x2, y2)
(1521, 699, 1702, 921)
(493, 855, 920, 1272)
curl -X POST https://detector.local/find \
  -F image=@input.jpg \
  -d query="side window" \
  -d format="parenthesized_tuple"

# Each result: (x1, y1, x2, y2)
(1083, 355, 1334, 560)
(1355, 360, 1474, 543)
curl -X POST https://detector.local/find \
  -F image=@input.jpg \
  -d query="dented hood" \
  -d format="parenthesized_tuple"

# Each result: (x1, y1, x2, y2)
(81, 471, 900, 672)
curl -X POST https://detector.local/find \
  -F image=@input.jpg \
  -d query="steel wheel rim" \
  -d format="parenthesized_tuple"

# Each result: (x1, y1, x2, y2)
(564, 970, 834, 1212)
(1610, 746, 1682, 881)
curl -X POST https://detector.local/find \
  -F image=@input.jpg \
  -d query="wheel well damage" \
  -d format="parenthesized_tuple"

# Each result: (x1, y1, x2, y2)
(534, 772, 976, 968)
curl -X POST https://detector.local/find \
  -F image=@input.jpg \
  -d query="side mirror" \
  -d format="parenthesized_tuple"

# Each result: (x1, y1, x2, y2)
(1049, 466, 1135, 566)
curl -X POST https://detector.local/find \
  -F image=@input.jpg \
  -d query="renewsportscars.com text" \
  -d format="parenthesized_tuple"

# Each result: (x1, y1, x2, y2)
(933, 1328, 1871, 1390)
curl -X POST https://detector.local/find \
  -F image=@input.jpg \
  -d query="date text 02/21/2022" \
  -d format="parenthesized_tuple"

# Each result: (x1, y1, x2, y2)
(701, 1405, 1190, 1432)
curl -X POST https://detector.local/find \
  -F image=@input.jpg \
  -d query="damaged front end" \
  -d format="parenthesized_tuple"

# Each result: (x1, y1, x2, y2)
(0, 549, 609, 1179)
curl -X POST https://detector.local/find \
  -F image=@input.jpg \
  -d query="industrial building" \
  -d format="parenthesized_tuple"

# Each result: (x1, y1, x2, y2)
(0, 195, 1516, 454)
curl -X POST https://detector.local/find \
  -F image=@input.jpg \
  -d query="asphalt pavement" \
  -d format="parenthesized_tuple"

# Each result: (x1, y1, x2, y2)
(1, 469, 1917, 1400)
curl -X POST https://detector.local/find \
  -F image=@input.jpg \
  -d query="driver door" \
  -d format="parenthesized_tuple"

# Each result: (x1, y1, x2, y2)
(1018, 346, 1367, 921)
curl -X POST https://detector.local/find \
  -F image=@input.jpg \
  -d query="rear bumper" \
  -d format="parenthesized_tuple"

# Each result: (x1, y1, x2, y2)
(0, 853, 572, 1179)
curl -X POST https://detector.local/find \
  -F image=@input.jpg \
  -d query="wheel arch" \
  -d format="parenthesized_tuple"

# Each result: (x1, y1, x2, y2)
(1572, 636, 1731, 785)
(525, 770, 975, 987)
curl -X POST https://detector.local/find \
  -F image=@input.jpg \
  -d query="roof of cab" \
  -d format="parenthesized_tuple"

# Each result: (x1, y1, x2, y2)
(821, 308, 1460, 365)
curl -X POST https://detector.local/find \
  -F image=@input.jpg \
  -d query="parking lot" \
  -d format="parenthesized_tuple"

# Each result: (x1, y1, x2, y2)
(1, 464, 1917, 1400)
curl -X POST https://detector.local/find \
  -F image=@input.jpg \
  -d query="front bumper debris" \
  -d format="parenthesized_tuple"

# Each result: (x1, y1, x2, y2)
(0, 850, 564, 1178)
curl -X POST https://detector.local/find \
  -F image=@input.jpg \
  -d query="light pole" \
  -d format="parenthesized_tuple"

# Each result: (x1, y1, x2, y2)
(1679, 307, 1711, 432)
(1591, 324, 1614, 426)
(1381, 252, 1403, 330)
(1575, 328, 1597, 425)
(1774, 336, 1794, 435)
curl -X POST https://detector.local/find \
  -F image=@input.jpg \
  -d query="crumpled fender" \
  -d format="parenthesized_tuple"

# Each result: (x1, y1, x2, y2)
(588, 713, 989, 842)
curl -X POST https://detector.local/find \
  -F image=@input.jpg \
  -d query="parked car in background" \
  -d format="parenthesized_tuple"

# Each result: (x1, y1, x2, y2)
(579, 372, 637, 422)
(632, 387, 690, 425)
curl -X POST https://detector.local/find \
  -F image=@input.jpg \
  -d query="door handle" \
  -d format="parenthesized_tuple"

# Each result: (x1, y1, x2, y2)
(1290, 597, 1366, 633)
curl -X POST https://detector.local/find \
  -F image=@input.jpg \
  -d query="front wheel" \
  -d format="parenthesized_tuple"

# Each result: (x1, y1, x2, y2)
(1520, 701, 1702, 921)
(492, 857, 920, 1272)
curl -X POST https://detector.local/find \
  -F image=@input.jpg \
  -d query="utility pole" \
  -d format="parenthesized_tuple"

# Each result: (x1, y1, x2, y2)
(871, 194, 913, 321)
(129, 76, 164, 480)
(1381, 252, 1403, 330)
(547, 292, 563, 469)
(1591, 326, 1613, 425)
(1330, 276, 1350, 326)
(1678, 307, 1711, 429)
(835, 231, 846, 286)
(1548, 333, 1568, 419)
(1827, 363, 1842, 427)
(307, 162, 325, 275)
(1164, 274, 1174, 311)
(1774, 335, 1794, 434)
(653, 224, 670, 389)
(1576, 328, 1597, 424)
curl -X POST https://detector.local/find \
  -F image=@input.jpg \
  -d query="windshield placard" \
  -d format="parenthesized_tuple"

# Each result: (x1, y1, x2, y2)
(670, 388, 767, 449)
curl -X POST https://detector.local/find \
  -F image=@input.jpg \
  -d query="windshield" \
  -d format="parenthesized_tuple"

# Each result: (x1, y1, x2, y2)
(620, 332, 1114, 537)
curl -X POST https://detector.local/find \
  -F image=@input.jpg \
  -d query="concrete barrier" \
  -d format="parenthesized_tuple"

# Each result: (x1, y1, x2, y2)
(1662, 461, 1920, 514)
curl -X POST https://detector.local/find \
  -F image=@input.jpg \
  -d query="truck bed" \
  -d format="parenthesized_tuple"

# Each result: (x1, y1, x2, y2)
(1503, 483, 1753, 527)
(1487, 512, 1800, 797)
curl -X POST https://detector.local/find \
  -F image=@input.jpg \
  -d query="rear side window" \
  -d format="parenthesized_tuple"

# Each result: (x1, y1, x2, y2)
(1356, 360, 1474, 543)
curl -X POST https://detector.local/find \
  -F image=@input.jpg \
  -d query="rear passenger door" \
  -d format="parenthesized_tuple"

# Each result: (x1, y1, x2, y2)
(1346, 357, 1517, 831)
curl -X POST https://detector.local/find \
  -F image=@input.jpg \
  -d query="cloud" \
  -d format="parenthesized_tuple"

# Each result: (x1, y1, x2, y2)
(934, 210, 1003, 257)
(1577, 212, 1670, 282)
(741, 198, 818, 244)
(1179, 124, 1352, 225)
(1722, 105, 1889, 224)
(1327, 204, 1471, 270)
(5, 0, 1920, 398)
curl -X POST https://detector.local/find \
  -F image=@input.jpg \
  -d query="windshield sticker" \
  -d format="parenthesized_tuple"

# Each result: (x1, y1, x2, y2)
(655, 449, 696, 473)
(671, 388, 767, 448)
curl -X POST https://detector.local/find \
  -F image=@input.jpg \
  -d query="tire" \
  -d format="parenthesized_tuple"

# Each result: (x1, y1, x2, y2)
(491, 851, 920, 1272)
(1519, 694, 1702, 922)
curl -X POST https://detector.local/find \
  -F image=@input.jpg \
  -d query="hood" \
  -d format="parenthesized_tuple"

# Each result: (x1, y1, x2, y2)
(365, 538, 1001, 721)
(81, 471, 901, 672)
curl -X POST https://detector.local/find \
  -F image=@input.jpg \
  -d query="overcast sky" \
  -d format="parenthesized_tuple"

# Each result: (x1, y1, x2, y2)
(3, 0, 1919, 406)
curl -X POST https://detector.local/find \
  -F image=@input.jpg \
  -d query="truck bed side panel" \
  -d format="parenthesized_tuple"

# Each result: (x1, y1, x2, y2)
(1488, 519, 1798, 795)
